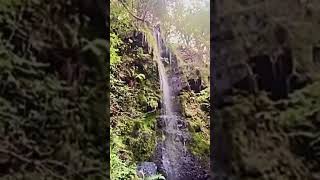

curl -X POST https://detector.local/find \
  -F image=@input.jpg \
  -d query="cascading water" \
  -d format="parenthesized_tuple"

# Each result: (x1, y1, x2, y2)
(153, 28, 177, 179)
(152, 27, 209, 180)
(154, 31, 173, 117)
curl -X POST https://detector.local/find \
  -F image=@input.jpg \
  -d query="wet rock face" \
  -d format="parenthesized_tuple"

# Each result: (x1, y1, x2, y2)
(123, 31, 150, 54)
(214, 45, 304, 101)
(154, 114, 209, 180)
(248, 47, 301, 100)
(156, 116, 165, 129)
(249, 54, 273, 92)
(186, 78, 204, 93)
(137, 162, 158, 177)
(182, 70, 206, 93)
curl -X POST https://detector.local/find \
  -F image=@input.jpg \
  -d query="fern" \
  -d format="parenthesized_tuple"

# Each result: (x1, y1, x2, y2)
(135, 73, 146, 81)
(110, 33, 123, 65)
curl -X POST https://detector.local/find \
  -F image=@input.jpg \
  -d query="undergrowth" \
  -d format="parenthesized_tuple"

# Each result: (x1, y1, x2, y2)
(110, 1, 163, 179)
(180, 88, 210, 166)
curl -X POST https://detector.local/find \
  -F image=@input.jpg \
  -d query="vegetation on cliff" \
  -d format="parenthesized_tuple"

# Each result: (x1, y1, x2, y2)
(110, 0, 209, 179)
(213, 1, 320, 179)
(0, 0, 106, 179)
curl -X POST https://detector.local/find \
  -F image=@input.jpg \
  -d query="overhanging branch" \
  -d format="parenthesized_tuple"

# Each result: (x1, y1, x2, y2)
(118, 0, 147, 22)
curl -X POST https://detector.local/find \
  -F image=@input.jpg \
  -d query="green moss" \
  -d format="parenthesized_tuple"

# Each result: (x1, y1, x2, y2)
(110, 21, 162, 178)
(279, 82, 320, 127)
(111, 130, 138, 180)
(190, 132, 210, 160)
(139, 24, 158, 55)
(110, 113, 159, 179)
(179, 90, 210, 166)
(129, 113, 158, 161)
(112, 112, 158, 163)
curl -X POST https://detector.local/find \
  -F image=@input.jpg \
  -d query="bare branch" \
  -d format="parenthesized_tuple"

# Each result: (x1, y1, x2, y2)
(118, 0, 147, 22)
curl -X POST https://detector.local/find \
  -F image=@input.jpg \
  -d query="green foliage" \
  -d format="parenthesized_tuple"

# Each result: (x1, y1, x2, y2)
(161, 0, 210, 91)
(110, 0, 210, 177)
(110, 0, 132, 35)
(139, 24, 158, 54)
(160, 0, 210, 48)
(110, 0, 135, 66)
(214, 85, 320, 179)
(179, 90, 210, 165)
(110, 3, 162, 176)
(0, 0, 23, 11)
(112, 113, 158, 162)
(138, 86, 160, 111)
(111, 33, 123, 65)
(278, 82, 320, 126)
(196, 88, 210, 106)
(0, 1, 107, 179)
(190, 133, 210, 159)
(110, 152, 137, 180)
(111, 130, 138, 180)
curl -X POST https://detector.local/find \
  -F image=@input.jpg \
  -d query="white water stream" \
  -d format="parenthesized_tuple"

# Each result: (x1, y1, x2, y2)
(153, 28, 179, 179)
(151, 27, 208, 180)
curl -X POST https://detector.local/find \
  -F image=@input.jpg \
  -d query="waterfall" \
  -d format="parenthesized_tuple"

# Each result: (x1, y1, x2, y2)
(152, 27, 208, 180)
(153, 28, 178, 179)
(154, 30, 173, 116)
